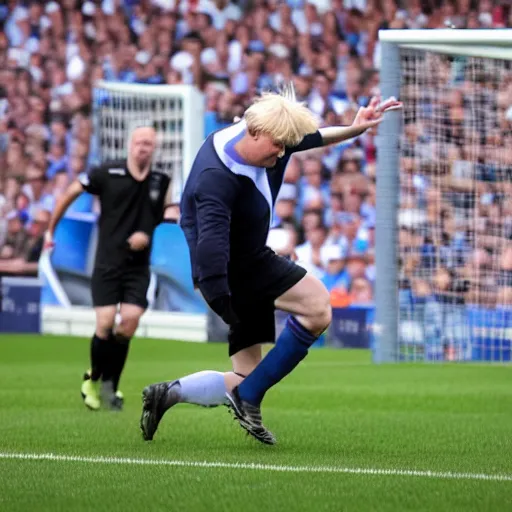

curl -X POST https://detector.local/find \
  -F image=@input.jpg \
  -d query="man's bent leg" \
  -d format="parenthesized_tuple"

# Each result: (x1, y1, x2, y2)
(237, 273, 331, 407)
(140, 345, 262, 441)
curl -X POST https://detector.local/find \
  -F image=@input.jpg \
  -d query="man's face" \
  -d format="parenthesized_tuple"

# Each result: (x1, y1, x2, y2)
(129, 128, 156, 168)
(251, 133, 284, 168)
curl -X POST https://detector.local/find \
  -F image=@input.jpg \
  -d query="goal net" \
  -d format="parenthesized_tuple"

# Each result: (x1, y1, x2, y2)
(375, 30, 512, 363)
(91, 81, 204, 202)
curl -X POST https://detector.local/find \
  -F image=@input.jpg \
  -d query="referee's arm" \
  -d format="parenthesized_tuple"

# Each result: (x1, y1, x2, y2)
(193, 168, 240, 323)
(45, 179, 85, 245)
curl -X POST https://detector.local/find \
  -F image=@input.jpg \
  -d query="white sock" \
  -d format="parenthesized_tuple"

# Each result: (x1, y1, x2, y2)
(174, 370, 228, 407)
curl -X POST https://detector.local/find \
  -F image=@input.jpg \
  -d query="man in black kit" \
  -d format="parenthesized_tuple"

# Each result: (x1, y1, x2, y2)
(45, 125, 171, 411)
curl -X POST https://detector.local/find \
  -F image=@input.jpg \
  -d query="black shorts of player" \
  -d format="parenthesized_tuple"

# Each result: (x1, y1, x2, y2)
(227, 249, 307, 357)
(91, 264, 150, 309)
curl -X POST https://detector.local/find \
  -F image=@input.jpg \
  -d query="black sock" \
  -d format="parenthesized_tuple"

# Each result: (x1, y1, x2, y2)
(100, 332, 119, 384)
(110, 333, 131, 392)
(90, 333, 113, 381)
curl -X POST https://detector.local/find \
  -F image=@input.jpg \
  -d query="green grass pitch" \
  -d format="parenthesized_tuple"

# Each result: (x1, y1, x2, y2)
(0, 334, 511, 512)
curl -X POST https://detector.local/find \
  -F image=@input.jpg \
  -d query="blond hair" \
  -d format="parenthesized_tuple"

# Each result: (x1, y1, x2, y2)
(244, 84, 319, 147)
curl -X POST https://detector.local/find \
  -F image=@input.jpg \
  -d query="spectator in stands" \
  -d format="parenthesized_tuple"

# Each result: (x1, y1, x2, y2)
(499, 244, 512, 289)
(0, 208, 48, 276)
(299, 156, 330, 209)
(22, 162, 54, 219)
(2, 210, 28, 258)
(273, 183, 299, 229)
(295, 222, 329, 280)
(322, 243, 350, 292)
(349, 276, 374, 305)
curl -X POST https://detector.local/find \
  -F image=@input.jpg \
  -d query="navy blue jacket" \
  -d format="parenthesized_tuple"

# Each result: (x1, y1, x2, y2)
(180, 121, 323, 302)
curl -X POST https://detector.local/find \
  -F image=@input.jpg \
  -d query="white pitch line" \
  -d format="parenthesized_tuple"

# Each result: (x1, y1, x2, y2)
(0, 452, 511, 482)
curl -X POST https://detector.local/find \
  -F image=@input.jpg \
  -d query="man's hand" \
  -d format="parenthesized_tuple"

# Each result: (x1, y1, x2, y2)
(352, 96, 403, 133)
(319, 96, 403, 146)
(127, 231, 150, 251)
(43, 231, 55, 250)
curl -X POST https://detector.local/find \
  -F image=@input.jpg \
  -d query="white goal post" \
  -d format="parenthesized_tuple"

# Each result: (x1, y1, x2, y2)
(375, 29, 512, 363)
(91, 81, 205, 202)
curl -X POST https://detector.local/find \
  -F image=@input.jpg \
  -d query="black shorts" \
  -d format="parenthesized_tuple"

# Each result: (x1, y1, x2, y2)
(227, 250, 307, 357)
(91, 264, 150, 309)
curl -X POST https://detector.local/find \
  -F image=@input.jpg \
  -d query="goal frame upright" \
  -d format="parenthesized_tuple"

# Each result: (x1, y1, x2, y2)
(374, 29, 512, 363)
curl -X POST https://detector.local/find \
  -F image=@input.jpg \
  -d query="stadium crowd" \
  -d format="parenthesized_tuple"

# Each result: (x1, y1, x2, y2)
(0, 0, 511, 311)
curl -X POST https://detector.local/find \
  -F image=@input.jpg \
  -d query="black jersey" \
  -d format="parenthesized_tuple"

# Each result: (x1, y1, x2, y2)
(79, 159, 170, 267)
(180, 121, 323, 302)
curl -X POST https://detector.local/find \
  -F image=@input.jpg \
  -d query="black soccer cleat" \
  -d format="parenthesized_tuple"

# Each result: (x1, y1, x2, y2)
(140, 381, 179, 441)
(225, 387, 276, 445)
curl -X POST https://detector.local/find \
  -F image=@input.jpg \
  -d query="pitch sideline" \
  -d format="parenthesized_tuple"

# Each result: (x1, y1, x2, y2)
(0, 452, 511, 482)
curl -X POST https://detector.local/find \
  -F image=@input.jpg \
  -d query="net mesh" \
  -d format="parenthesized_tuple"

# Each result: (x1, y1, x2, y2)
(397, 49, 512, 362)
(92, 86, 186, 200)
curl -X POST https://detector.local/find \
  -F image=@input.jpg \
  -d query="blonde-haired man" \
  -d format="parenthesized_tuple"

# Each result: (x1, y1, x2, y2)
(140, 90, 401, 444)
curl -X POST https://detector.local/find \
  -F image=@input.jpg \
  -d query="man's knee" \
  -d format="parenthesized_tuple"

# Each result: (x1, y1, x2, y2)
(117, 305, 145, 337)
(117, 314, 141, 337)
(275, 273, 332, 335)
(305, 286, 332, 334)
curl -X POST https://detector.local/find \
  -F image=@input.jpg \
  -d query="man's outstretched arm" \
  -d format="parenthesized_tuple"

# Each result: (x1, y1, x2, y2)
(319, 96, 402, 146)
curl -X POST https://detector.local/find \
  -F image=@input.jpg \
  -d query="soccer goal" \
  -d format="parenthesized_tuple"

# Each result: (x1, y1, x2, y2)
(92, 81, 205, 203)
(375, 29, 512, 363)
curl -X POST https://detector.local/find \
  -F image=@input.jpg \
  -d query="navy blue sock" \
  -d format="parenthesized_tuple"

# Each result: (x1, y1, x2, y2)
(238, 316, 318, 406)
